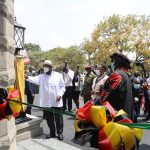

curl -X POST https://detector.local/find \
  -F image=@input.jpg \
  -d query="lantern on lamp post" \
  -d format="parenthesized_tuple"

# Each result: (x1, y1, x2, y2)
(14, 18, 26, 51)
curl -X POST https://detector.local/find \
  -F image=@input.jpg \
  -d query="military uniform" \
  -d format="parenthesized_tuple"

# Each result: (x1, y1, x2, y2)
(82, 72, 95, 103)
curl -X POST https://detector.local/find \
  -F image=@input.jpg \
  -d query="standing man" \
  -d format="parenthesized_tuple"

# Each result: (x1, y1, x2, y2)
(62, 61, 74, 112)
(81, 65, 95, 104)
(131, 72, 143, 119)
(143, 72, 150, 122)
(25, 60, 65, 140)
(72, 67, 83, 110)
(99, 53, 134, 120)
(25, 66, 37, 114)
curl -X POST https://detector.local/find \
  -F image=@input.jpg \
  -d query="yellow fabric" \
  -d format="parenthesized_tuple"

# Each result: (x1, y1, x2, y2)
(7, 86, 15, 94)
(14, 58, 25, 111)
(74, 120, 82, 132)
(115, 123, 135, 150)
(75, 103, 143, 149)
(103, 122, 122, 149)
(5, 115, 12, 120)
(7, 86, 22, 114)
(115, 109, 127, 117)
(90, 106, 106, 128)
(9, 100, 22, 113)
(132, 128, 143, 141)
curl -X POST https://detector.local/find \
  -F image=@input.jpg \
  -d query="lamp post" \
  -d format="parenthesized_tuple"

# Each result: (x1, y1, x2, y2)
(14, 19, 30, 124)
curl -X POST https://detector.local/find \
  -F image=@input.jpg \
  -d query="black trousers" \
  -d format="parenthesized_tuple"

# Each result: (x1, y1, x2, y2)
(26, 94, 34, 114)
(83, 94, 92, 104)
(144, 90, 150, 119)
(63, 86, 72, 111)
(45, 107, 63, 135)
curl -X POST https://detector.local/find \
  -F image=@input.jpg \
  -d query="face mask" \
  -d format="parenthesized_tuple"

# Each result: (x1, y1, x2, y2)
(95, 70, 100, 76)
(32, 70, 36, 74)
(111, 62, 115, 72)
(43, 67, 49, 73)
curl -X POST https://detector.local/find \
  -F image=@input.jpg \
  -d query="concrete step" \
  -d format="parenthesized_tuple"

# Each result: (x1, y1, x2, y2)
(17, 135, 82, 150)
(16, 114, 43, 142)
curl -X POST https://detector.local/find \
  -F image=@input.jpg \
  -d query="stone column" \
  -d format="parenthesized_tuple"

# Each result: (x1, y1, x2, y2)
(0, 0, 16, 150)
(0, 0, 15, 87)
(0, 119, 16, 150)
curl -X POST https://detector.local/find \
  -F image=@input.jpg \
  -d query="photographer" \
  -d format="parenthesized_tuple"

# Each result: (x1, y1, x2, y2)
(131, 71, 143, 119)
(62, 61, 74, 112)
(72, 65, 83, 110)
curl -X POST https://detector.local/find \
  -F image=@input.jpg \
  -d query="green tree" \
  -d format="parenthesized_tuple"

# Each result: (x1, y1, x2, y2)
(26, 45, 85, 72)
(45, 46, 85, 71)
(82, 15, 150, 68)
(24, 43, 42, 51)
(27, 51, 45, 68)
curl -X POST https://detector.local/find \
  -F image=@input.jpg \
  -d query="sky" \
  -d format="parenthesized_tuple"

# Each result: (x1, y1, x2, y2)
(14, 0, 150, 51)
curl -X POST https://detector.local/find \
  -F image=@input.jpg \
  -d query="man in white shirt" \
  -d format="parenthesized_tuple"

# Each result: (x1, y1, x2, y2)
(25, 60, 66, 140)
(62, 62, 74, 112)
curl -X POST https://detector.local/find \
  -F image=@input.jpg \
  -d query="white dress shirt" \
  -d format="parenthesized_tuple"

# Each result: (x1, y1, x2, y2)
(26, 71, 66, 107)
(62, 69, 74, 87)
(147, 76, 150, 85)
(92, 74, 108, 99)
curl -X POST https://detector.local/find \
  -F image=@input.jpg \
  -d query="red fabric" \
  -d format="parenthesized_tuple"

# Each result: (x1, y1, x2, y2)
(141, 95, 145, 109)
(103, 101, 116, 118)
(7, 90, 20, 118)
(76, 101, 93, 121)
(0, 101, 7, 120)
(117, 118, 133, 123)
(100, 91, 109, 103)
(19, 49, 30, 64)
(109, 73, 121, 89)
(100, 73, 121, 102)
(7, 90, 19, 99)
(98, 128, 113, 150)
(12, 112, 20, 117)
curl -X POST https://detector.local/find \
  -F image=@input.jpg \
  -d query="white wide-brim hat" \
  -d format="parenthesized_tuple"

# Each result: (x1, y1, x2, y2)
(43, 60, 53, 66)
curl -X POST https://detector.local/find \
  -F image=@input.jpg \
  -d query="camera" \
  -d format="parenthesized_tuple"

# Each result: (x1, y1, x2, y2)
(135, 57, 145, 68)
(135, 60, 144, 67)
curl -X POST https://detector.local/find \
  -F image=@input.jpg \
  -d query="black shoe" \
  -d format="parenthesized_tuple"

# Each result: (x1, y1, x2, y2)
(138, 114, 145, 117)
(25, 109, 31, 115)
(145, 116, 150, 121)
(46, 133, 56, 139)
(68, 110, 74, 113)
(57, 134, 63, 140)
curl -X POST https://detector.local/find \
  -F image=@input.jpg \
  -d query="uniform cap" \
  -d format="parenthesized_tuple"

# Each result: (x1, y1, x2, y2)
(84, 65, 92, 69)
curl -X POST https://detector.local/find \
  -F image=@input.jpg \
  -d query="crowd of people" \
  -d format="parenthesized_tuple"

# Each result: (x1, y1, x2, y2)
(24, 52, 150, 141)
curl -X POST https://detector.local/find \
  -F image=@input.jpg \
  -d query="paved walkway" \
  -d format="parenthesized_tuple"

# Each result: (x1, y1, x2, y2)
(17, 135, 82, 150)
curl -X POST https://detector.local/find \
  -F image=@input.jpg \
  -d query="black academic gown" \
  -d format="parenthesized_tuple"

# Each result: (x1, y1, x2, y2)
(100, 69, 134, 120)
